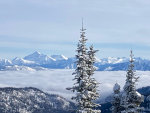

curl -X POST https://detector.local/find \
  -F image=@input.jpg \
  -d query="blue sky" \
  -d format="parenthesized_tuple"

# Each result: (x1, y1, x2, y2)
(1, 0, 150, 59)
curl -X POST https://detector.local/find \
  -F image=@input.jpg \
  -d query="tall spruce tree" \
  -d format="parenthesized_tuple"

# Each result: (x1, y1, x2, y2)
(111, 83, 121, 113)
(120, 50, 143, 113)
(86, 45, 100, 113)
(67, 22, 100, 113)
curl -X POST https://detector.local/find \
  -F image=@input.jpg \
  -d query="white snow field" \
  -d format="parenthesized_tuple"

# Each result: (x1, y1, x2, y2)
(0, 69, 150, 101)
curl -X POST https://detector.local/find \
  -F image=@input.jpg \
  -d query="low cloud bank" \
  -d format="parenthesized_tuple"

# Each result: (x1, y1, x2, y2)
(0, 70, 149, 100)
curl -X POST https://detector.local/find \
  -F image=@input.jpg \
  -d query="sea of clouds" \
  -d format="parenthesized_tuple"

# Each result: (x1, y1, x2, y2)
(0, 70, 150, 101)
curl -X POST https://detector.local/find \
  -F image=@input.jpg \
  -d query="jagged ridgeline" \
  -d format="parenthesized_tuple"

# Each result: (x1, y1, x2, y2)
(1, 52, 150, 71)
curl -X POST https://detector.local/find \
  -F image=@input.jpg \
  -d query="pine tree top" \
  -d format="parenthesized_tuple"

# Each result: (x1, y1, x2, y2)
(113, 83, 120, 93)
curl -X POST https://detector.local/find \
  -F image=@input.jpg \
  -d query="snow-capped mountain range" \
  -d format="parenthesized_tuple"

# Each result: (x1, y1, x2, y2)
(1, 51, 150, 71)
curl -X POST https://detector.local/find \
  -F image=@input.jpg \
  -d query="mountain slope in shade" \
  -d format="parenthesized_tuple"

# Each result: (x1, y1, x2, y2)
(0, 87, 75, 113)
(12, 57, 36, 66)
(0, 59, 12, 66)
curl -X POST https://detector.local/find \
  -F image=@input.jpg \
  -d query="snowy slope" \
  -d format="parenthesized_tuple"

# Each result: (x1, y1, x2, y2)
(0, 59, 12, 66)
(4, 65, 36, 71)
(12, 57, 36, 66)
(1, 86, 150, 113)
(24, 51, 56, 64)
(51, 55, 68, 60)
(0, 87, 75, 113)
(98, 57, 128, 64)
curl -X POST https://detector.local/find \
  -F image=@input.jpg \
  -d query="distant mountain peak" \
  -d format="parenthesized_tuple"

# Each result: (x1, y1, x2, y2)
(24, 52, 56, 64)
(13, 57, 20, 60)
(27, 51, 42, 57)
(33, 51, 41, 55)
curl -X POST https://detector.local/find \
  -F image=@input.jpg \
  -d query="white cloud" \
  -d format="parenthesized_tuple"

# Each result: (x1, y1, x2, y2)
(0, 69, 149, 101)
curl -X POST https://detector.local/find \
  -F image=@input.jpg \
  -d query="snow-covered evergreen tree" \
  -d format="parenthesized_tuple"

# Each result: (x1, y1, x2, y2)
(111, 83, 121, 113)
(145, 95, 150, 112)
(67, 22, 100, 113)
(85, 45, 100, 113)
(120, 50, 143, 113)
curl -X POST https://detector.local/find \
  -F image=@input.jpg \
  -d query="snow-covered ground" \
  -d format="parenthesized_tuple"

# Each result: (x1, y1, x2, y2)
(0, 69, 150, 100)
